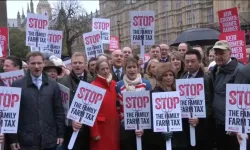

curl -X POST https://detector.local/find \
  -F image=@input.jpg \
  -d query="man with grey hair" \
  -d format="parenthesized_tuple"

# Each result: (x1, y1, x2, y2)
(159, 43, 170, 62)
(210, 40, 244, 150)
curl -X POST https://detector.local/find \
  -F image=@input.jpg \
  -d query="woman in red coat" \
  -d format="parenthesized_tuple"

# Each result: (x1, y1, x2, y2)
(90, 59, 120, 150)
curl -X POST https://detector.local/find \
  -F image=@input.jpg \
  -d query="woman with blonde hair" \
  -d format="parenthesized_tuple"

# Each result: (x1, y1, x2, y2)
(144, 59, 159, 89)
(90, 59, 120, 150)
(170, 51, 185, 79)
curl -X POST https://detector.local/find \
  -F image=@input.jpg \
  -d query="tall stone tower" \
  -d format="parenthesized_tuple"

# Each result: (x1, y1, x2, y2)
(30, 0, 34, 13)
(17, 11, 21, 28)
(36, 0, 52, 20)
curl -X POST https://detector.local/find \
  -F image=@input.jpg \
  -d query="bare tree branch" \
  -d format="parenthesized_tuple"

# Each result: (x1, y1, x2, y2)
(51, 0, 92, 56)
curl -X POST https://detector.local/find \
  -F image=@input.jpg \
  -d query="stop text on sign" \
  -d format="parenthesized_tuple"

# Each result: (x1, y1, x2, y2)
(77, 87, 103, 104)
(85, 34, 101, 45)
(0, 93, 20, 108)
(93, 22, 110, 30)
(126, 96, 149, 108)
(229, 90, 250, 106)
(133, 16, 154, 27)
(28, 18, 48, 29)
(61, 91, 69, 104)
(155, 97, 180, 109)
(48, 34, 62, 43)
(179, 84, 203, 96)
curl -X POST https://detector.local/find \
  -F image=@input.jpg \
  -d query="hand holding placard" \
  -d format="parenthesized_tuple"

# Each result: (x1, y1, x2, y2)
(176, 78, 206, 146)
(226, 84, 250, 150)
(67, 81, 106, 149)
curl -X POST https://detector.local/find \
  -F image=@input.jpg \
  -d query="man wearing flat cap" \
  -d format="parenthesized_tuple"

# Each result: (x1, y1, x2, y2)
(209, 40, 244, 150)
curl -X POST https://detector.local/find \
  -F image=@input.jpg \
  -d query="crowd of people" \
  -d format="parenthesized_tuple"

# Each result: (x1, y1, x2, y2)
(0, 40, 250, 150)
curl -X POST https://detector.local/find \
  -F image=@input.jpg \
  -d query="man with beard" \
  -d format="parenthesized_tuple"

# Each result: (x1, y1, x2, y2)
(111, 49, 124, 82)
(59, 52, 93, 150)
(159, 43, 170, 62)
(9, 51, 65, 150)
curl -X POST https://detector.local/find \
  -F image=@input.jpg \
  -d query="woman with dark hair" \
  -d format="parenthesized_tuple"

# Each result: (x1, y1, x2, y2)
(90, 59, 120, 150)
(116, 56, 151, 150)
(170, 51, 185, 79)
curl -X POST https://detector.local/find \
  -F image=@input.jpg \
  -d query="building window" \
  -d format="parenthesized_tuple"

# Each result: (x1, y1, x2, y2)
(176, 0, 181, 9)
(186, 0, 192, 6)
(207, 7, 214, 23)
(177, 14, 182, 27)
(187, 10, 195, 24)
(165, 0, 168, 7)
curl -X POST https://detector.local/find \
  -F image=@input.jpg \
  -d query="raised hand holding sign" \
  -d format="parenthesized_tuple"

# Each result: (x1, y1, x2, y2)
(67, 81, 106, 149)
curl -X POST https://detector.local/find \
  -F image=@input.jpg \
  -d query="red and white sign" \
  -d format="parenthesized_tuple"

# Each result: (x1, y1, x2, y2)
(0, 86, 22, 133)
(109, 36, 119, 51)
(26, 13, 49, 47)
(83, 31, 104, 60)
(58, 83, 70, 126)
(42, 30, 63, 58)
(123, 91, 151, 130)
(144, 53, 150, 62)
(176, 78, 206, 118)
(218, 7, 240, 33)
(225, 84, 250, 134)
(152, 91, 182, 132)
(0, 70, 25, 87)
(0, 27, 8, 58)
(67, 81, 106, 127)
(92, 18, 110, 44)
(130, 11, 155, 45)
(219, 31, 247, 64)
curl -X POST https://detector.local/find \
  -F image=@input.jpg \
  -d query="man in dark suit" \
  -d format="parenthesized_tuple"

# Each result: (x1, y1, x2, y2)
(181, 49, 213, 150)
(111, 49, 124, 82)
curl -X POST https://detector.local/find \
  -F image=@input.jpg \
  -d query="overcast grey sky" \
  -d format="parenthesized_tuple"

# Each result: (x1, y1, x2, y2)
(7, 0, 99, 18)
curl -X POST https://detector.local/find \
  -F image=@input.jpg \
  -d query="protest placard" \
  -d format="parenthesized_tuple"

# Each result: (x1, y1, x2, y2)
(0, 87, 22, 133)
(152, 91, 182, 132)
(67, 81, 106, 127)
(26, 13, 49, 47)
(63, 59, 72, 70)
(0, 70, 25, 87)
(58, 83, 70, 126)
(83, 31, 104, 60)
(176, 78, 206, 118)
(144, 53, 150, 62)
(219, 31, 247, 64)
(226, 84, 250, 133)
(0, 27, 8, 58)
(130, 11, 155, 45)
(92, 18, 110, 44)
(218, 7, 240, 33)
(109, 36, 119, 52)
(123, 91, 151, 130)
(41, 30, 63, 58)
